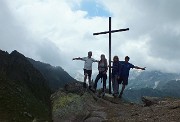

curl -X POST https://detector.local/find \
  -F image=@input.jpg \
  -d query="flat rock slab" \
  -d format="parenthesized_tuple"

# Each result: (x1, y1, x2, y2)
(91, 111, 107, 119)
(142, 96, 161, 106)
(102, 94, 123, 104)
(84, 117, 104, 122)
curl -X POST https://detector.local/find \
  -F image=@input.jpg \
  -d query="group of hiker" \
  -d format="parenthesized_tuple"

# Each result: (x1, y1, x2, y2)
(73, 51, 146, 98)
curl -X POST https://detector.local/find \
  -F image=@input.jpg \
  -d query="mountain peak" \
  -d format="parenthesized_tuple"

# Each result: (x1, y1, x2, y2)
(0, 49, 52, 121)
(10, 50, 26, 59)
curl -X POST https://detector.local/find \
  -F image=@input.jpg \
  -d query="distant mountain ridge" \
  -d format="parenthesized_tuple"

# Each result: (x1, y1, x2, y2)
(127, 70, 180, 89)
(124, 70, 180, 103)
(28, 58, 76, 92)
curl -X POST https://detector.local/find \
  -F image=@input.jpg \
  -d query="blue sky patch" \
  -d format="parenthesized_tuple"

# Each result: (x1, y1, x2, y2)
(75, 0, 111, 18)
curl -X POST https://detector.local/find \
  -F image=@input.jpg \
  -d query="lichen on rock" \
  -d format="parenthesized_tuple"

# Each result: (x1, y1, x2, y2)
(52, 90, 95, 121)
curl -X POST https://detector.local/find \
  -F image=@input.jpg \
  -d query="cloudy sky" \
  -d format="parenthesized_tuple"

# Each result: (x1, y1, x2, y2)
(1, 0, 180, 76)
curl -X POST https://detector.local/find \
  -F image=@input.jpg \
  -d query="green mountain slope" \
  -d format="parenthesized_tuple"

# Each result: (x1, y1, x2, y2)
(0, 50, 52, 122)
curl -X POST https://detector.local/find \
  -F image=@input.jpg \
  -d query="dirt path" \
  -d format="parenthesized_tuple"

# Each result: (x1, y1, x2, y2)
(85, 92, 180, 122)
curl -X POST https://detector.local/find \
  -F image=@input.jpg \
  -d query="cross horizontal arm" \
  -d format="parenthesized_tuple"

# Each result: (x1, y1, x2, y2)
(93, 28, 129, 35)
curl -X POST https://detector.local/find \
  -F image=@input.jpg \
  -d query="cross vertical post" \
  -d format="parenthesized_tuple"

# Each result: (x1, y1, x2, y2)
(109, 17, 112, 94)
(93, 17, 129, 94)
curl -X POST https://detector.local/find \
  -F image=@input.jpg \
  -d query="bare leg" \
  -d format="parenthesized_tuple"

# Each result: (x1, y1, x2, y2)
(88, 76, 92, 89)
(83, 74, 87, 88)
(119, 85, 126, 98)
(84, 74, 87, 82)
(112, 78, 115, 94)
(94, 74, 100, 91)
(114, 76, 119, 95)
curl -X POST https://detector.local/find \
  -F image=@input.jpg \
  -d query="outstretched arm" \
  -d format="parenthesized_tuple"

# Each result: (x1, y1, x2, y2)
(94, 60, 99, 62)
(108, 65, 111, 68)
(72, 57, 83, 60)
(134, 66, 146, 70)
(108, 65, 114, 68)
(92, 58, 99, 62)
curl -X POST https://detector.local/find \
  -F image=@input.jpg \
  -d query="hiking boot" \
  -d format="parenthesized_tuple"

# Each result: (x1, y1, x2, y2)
(83, 83, 87, 88)
(96, 92, 101, 97)
(90, 88, 96, 93)
(102, 92, 105, 97)
(118, 94, 122, 99)
(114, 94, 118, 98)
(118, 92, 123, 99)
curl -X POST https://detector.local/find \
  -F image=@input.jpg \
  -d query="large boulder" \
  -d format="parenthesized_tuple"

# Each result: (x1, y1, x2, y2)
(141, 96, 161, 106)
(51, 82, 107, 122)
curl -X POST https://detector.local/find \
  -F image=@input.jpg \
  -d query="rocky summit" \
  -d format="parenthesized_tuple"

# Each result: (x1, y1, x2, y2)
(52, 82, 180, 122)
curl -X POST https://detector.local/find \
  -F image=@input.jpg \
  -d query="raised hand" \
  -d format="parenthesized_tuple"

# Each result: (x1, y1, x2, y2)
(142, 67, 146, 70)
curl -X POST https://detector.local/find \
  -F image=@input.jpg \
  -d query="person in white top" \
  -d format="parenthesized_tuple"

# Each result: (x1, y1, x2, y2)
(73, 51, 98, 88)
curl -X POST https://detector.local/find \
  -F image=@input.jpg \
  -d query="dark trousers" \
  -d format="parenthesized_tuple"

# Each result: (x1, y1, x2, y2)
(94, 73, 107, 92)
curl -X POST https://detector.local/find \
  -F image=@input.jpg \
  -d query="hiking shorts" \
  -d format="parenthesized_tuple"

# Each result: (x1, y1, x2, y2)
(118, 77, 128, 85)
(84, 69, 92, 77)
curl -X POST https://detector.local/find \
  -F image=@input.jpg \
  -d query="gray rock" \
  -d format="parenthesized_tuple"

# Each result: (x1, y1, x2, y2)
(142, 96, 160, 106)
(90, 111, 107, 119)
(84, 117, 103, 122)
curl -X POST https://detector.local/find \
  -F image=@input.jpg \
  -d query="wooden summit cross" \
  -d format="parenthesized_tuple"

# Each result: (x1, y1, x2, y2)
(93, 17, 129, 94)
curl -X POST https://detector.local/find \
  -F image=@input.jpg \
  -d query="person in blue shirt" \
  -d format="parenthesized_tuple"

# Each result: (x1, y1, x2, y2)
(118, 56, 146, 98)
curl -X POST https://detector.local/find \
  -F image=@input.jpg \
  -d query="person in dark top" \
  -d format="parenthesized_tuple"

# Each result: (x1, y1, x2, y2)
(93, 54, 108, 96)
(118, 56, 146, 98)
(111, 56, 121, 97)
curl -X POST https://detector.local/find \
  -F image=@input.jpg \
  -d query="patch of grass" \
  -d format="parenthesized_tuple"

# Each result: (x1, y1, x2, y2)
(52, 93, 80, 111)
(0, 75, 51, 122)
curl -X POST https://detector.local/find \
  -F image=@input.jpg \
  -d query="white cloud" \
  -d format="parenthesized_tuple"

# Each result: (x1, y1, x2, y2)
(1, 0, 180, 76)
